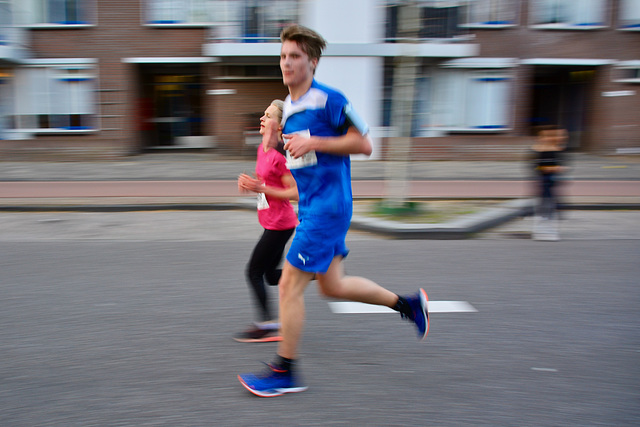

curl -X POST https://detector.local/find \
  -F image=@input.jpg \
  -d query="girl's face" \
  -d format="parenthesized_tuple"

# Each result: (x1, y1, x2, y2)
(260, 104, 281, 142)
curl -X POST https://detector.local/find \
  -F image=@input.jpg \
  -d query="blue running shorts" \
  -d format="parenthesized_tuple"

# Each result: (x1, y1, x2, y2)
(286, 214, 350, 273)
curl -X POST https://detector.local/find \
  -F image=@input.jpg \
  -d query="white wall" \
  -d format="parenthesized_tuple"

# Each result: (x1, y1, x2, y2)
(303, 0, 385, 159)
(316, 57, 384, 160)
(303, 0, 383, 43)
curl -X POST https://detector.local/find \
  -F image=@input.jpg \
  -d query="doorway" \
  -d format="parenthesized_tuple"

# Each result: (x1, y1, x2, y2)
(529, 65, 596, 150)
(137, 63, 209, 151)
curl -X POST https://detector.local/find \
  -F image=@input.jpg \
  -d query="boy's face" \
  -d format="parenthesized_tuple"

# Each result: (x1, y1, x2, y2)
(280, 40, 317, 90)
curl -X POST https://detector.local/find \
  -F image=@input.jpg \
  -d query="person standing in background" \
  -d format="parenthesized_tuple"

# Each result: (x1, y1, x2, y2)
(531, 125, 568, 241)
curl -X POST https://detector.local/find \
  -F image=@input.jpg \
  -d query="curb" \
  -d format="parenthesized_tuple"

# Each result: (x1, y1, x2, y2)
(2, 198, 638, 239)
(349, 199, 535, 239)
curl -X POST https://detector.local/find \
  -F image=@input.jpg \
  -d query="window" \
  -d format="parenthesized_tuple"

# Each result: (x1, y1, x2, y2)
(147, 0, 298, 33)
(12, 62, 97, 132)
(146, 0, 210, 25)
(0, 0, 10, 44)
(0, 69, 13, 140)
(208, 0, 299, 41)
(384, 1, 471, 41)
(461, 0, 519, 27)
(431, 68, 512, 131)
(530, 0, 606, 28)
(216, 64, 282, 80)
(614, 62, 640, 84)
(20, 0, 94, 26)
(619, 0, 640, 29)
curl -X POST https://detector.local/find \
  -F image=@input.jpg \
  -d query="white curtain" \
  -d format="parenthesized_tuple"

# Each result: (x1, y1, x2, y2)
(431, 68, 511, 129)
(14, 65, 95, 129)
(148, 0, 211, 23)
(468, 0, 517, 24)
(533, 0, 605, 25)
(149, 0, 187, 23)
(466, 75, 509, 128)
(570, 0, 605, 25)
(620, 0, 640, 27)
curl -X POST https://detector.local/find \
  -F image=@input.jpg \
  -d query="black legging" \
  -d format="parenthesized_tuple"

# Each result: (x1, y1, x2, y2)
(246, 227, 295, 322)
(538, 173, 558, 219)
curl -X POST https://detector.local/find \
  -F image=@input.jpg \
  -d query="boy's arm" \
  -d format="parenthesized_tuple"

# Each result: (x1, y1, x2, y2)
(284, 127, 372, 158)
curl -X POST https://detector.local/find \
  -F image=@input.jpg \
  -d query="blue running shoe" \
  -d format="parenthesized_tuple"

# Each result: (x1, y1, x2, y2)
(238, 363, 308, 397)
(401, 288, 430, 340)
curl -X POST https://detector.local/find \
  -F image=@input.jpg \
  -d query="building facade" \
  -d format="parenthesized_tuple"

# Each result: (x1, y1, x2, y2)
(0, 0, 638, 160)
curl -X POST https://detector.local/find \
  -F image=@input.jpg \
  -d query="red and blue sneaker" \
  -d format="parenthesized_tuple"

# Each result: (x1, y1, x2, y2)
(401, 288, 430, 340)
(238, 363, 308, 397)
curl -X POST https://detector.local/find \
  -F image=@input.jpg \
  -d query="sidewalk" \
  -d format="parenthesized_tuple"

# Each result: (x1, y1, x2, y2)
(1, 152, 639, 182)
(1, 152, 638, 238)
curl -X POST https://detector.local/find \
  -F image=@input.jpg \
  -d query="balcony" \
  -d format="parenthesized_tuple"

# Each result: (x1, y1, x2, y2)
(203, 2, 477, 60)
(0, 3, 30, 65)
(0, 27, 30, 65)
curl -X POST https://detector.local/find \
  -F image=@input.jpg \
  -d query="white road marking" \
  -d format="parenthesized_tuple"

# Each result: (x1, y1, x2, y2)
(328, 301, 477, 314)
(531, 367, 558, 372)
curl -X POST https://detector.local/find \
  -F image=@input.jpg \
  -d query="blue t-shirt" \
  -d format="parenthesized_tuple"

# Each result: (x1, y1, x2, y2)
(282, 79, 357, 218)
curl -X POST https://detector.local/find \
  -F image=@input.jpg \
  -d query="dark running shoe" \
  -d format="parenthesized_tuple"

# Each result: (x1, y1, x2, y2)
(238, 363, 308, 397)
(233, 324, 282, 343)
(401, 288, 430, 340)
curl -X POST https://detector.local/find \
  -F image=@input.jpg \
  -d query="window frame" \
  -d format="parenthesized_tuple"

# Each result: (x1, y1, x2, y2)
(430, 63, 515, 133)
(12, 59, 99, 134)
(19, 0, 97, 28)
(529, 0, 608, 30)
(618, 0, 640, 31)
(460, 0, 520, 29)
(613, 61, 640, 84)
(383, 1, 473, 42)
(144, 0, 212, 27)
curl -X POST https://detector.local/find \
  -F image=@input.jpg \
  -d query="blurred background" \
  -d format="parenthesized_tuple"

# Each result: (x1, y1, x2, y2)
(0, 0, 638, 161)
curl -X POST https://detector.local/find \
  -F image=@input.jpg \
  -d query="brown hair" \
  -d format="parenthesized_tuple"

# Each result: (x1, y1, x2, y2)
(280, 24, 327, 62)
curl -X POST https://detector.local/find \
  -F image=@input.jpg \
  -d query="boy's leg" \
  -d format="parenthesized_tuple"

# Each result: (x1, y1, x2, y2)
(238, 260, 313, 397)
(316, 256, 398, 307)
(277, 261, 315, 359)
(317, 256, 429, 340)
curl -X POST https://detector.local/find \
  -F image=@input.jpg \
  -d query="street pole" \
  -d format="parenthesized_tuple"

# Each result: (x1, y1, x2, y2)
(385, 1, 420, 208)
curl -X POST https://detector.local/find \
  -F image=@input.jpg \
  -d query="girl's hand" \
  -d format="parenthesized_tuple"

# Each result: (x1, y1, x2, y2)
(238, 173, 262, 193)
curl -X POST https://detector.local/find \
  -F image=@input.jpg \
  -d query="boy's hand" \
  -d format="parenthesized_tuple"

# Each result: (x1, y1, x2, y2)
(283, 134, 314, 158)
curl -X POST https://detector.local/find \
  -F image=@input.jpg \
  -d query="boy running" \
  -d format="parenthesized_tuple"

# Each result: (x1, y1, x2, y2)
(238, 24, 429, 397)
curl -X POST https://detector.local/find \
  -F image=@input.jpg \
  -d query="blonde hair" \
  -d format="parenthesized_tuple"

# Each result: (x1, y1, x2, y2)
(280, 24, 327, 62)
(270, 99, 284, 123)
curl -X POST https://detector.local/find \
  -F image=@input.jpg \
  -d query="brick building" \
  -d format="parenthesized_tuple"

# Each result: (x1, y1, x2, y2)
(0, 0, 638, 160)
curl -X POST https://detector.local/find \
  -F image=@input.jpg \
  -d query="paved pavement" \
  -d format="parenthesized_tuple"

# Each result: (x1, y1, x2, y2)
(0, 152, 638, 238)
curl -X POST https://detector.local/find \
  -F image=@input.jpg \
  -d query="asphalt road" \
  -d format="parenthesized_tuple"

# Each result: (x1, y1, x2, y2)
(1, 210, 638, 426)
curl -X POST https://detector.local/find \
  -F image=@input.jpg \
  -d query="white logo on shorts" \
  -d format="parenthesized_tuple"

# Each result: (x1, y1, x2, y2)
(298, 253, 308, 266)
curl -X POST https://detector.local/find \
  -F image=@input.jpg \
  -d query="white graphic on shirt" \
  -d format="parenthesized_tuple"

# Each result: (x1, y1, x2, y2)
(281, 88, 328, 124)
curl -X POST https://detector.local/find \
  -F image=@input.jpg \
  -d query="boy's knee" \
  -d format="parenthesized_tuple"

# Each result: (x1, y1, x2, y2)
(317, 279, 343, 299)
